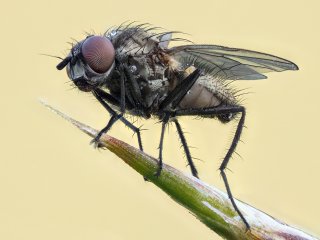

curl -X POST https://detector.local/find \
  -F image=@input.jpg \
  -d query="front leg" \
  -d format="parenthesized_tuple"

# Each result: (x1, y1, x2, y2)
(90, 90, 123, 148)
(94, 88, 143, 151)
(90, 68, 126, 148)
(91, 114, 121, 147)
(123, 64, 145, 113)
(92, 89, 144, 151)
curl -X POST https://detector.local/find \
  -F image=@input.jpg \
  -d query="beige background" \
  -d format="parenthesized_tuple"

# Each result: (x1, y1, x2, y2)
(1, 0, 319, 239)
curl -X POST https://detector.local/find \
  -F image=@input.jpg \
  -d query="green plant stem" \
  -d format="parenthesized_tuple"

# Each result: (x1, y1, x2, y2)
(41, 100, 318, 240)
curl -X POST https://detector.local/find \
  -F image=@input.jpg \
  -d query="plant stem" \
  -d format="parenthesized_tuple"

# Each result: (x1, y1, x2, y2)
(41, 100, 318, 240)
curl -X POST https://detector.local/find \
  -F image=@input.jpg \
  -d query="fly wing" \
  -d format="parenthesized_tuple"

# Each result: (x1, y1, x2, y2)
(168, 45, 298, 80)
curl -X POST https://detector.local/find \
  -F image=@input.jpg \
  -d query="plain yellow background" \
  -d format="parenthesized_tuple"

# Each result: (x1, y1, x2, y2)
(1, 0, 319, 239)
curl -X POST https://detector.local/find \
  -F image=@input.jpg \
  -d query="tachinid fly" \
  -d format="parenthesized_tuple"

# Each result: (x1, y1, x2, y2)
(56, 23, 298, 230)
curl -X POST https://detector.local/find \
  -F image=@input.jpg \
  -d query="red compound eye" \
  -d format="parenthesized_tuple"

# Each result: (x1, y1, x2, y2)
(81, 36, 115, 73)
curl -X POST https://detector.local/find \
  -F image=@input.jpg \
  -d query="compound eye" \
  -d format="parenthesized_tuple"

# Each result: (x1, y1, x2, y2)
(81, 36, 115, 74)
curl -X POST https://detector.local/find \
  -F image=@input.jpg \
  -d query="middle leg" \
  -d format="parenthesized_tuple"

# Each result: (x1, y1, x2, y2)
(173, 118, 199, 178)
(154, 69, 201, 177)
(155, 113, 170, 177)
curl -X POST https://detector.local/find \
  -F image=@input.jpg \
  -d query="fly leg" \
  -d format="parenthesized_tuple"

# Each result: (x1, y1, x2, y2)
(122, 65, 143, 106)
(92, 88, 144, 151)
(155, 113, 170, 177)
(91, 113, 121, 147)
(159, 69, 201, 110)
(173, 119, 198, 178)
(154, 69, 201, 177)
(122, 64, 148, 117)
(92, 64, 144, 150)
(91, 90, 123, 148)
(170, 105, 250, 230)
(90, 67, 127, 147)
(219, 107, 249, 230)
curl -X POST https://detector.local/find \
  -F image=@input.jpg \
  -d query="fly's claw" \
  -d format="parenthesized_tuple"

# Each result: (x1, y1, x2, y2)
(154, 165, 163, 177)
(90, 136, 105, 149)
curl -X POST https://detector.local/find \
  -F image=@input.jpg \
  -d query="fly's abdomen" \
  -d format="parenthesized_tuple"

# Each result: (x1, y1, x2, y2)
(178, 83, 221, 109)
(178, 75, 237, 110)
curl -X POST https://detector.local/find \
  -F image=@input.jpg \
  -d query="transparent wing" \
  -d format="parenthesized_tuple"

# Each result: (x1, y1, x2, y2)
(168, 44, 298, 80)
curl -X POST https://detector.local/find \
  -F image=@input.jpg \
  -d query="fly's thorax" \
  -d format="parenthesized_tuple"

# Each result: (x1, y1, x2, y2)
(108, 28, 160, 59)
(106, 25, 173, 58)
(103, 26, 177, 111)
(139, 78, 169, 109)
(131, 58, 170, 109)
(111, 44, 171, 110)
(126, 56, 150, 80)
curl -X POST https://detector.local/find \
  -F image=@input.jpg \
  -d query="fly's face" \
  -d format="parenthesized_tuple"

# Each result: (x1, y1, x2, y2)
(57, 36, 116, 92)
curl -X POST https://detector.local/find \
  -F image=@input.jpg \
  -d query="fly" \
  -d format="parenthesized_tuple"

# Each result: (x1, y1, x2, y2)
(56, 23, 299, 230)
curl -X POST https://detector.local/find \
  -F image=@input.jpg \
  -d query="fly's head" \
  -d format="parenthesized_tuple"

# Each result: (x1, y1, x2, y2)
(57, 35, 115, 92)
